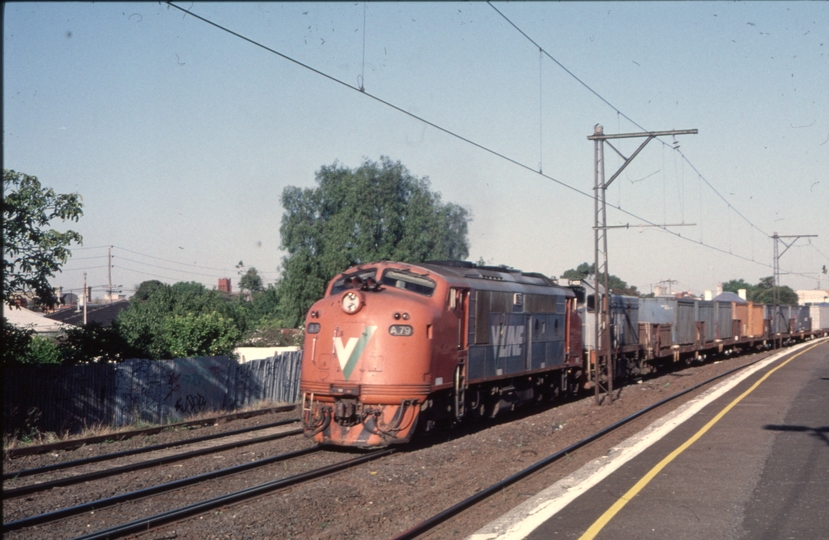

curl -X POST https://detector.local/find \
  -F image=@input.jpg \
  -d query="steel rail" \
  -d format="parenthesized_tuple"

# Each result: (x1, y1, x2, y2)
(3, 419, 299, 481)
(391, 357, 768, 539)
(2, 446, 322, 533)
(71, 448, 395, 540)
(4, 405, 296, 458)
(3, 427, 303, 499)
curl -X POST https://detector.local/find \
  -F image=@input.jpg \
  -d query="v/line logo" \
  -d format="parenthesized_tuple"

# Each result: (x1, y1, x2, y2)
(491, 324, 524, 357)
(333, 326, 377, 380)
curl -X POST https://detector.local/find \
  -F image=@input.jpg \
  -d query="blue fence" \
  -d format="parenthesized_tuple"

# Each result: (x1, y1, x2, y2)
(2, 351, 302, 436)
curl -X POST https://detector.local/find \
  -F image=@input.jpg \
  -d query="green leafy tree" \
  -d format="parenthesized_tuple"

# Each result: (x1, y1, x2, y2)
(722, 278, 755, 297)
(115, 281, 247, 359)
(162, 312, 242, 358)
(132, 280, 166, 302)
(560, 262, 640, 296)
(751, 276, 798, 305)
(278, 156, 471, 326)
(3, 169, 83, 309)
(57, 323, 137, 364)
(27, 336, 62, 364)
(1, 319, 62, 365)
(238, 267, 264, 295)
(3, 319, 35, 366)
(722, 276, 798, 305)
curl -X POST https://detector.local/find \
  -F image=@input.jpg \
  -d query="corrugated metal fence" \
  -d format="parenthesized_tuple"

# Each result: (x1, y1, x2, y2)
(2, 351, 302, 436)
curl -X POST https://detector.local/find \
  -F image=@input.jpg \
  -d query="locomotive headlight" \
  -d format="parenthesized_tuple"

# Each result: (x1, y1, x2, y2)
(341, 291, 363, 314)
(402, 312, 410, 320)
(394, 312, 401, 320)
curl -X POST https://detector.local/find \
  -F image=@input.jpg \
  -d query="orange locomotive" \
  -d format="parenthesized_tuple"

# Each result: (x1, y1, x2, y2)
(300, 261, 583, 447)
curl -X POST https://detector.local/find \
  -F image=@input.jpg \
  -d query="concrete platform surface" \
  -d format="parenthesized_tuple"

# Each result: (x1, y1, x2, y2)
(470, 339, 829, 540)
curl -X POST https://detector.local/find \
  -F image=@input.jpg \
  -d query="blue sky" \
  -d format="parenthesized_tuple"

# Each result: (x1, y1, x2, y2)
(4, 2, 828, 299)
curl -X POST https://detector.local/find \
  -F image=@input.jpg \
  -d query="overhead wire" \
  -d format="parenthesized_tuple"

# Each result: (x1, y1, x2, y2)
(487, 2, 772, 240)
(164, 2, 820, 283)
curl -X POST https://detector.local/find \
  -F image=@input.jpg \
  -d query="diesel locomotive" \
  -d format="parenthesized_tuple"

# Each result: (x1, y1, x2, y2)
(300, 260, 583, 447)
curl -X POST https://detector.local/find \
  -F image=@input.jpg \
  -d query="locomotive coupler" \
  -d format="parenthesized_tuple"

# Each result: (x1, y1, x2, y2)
(334, 398, 360, 426)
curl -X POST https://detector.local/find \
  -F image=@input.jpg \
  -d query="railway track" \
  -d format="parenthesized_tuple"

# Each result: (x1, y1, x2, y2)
(4, 446, 393, 538)
(3, 405, 296, 459)
(391, 356, 769, 539)
(2, 419, 302, 498)
(2, 418, 300, 482)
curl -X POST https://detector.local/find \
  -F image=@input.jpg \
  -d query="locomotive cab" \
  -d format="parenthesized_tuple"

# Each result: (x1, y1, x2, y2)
(300, 263, 445, 447)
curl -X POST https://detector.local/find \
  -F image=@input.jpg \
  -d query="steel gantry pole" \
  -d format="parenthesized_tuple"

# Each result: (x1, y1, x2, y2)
(772, 232, 817, 346)
(587, 125, 697, 404)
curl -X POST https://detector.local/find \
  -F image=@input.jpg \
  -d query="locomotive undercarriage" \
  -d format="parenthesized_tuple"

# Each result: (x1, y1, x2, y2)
(415, 368, 582, 432)
(301, 393, 421, 447)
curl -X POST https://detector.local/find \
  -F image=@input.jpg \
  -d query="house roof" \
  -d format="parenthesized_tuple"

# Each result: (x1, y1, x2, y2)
(44, 300, 130, 327)
(4, 306, 73, 334)
(713, 291, 748, 304)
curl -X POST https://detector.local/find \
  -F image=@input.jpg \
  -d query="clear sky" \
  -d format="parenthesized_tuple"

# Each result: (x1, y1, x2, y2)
(4, 2, 828, 300)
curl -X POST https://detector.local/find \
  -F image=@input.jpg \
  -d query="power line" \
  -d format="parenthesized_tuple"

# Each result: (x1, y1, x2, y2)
(112, 245, 279, 275)
(487, 2, 772, 240)
(59, 265, 111, 272)
(165, 2, 815, 283)
(69, 245, 110, 251)
(113, 246, 236, 273)
(114, 255, 233, 278)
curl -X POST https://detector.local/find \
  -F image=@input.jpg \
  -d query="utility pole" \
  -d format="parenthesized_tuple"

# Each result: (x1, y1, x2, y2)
(83, 272, 88, 325)
(658, 279, 678, 295)
(772, 232, 817, 346)
(587, 124, 697, 404)
(107, 245, 113, 304)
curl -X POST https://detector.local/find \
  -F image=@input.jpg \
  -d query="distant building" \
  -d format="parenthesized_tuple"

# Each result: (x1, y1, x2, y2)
(44, 300, 130, 327)
(5, 307, 73, 335)
(797, 289, 829, 305)
(218, 278, 232, 293)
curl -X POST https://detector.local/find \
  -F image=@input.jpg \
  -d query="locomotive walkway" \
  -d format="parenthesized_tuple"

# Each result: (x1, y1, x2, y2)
(471, 339, 829, 540)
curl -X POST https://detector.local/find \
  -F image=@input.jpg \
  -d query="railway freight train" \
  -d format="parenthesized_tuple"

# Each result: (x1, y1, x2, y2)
(300, 261, 829, 447)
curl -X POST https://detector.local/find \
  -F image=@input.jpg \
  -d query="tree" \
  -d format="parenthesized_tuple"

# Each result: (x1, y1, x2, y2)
(115, 281, 247, 359)
(133, 280, 166, 302)
(278, 157, 471, 326)
(57, 323, 137, 365)
(2, 319, 62, 366)
(721, 278, 754, 296)
(238, 267, 264, 294)
(3, 170, 83, 308)
(560, 262, 640, 296)
(162, 312, 242, 358)
(722, 276, 798, 305)
(751, 276, 798, 305)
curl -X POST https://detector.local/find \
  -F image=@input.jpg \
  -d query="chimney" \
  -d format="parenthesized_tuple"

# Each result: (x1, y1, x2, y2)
(716, 283, 723, 296)
(218, 278, 232, 293)
(654, 285, 665, 296)
(738, 288, 747, 301)
(704, 290, 713, 301)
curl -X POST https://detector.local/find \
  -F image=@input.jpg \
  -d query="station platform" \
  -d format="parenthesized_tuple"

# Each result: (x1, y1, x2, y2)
(471, 338, 829, 540)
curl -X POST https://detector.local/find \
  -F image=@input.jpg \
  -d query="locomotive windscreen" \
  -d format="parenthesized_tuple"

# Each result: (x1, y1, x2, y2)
(380, 269, 436, 296)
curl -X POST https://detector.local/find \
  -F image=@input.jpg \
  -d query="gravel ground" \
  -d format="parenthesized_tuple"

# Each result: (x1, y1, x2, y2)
(2, 350, 778, 540)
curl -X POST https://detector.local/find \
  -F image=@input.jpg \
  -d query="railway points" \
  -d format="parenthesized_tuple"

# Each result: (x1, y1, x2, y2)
(469, 338, 829, 540)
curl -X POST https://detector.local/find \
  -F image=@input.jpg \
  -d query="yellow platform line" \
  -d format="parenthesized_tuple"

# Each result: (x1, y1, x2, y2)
(579, 340, 825, 540)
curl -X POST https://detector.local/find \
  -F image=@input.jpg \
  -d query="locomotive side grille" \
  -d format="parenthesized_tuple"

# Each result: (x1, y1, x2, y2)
(300, 381, 431, 397)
